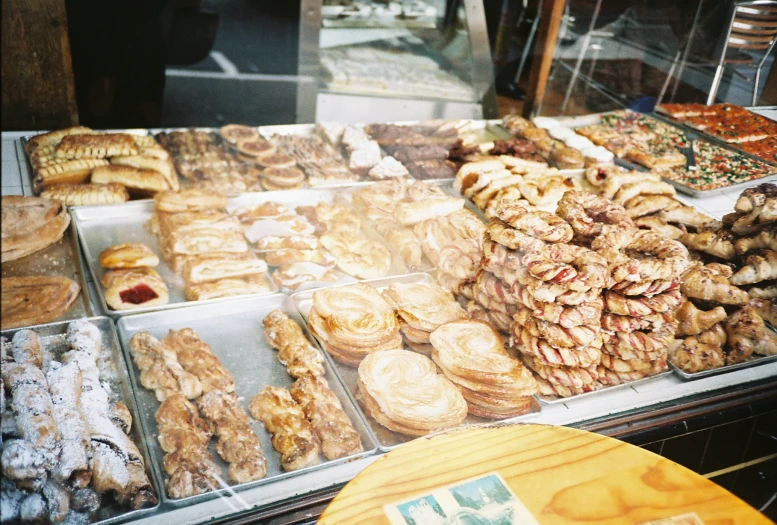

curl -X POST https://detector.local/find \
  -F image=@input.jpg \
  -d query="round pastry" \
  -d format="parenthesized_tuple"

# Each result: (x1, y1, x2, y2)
(99, 243, 160, 269)
(384, 282, 466, 333)
(220, 124, 260, 143)
(263, 167, 305, 186)
(556, 190, 634, 240)
(256, 153, 296, 169)
(102, 267, 169, 310)
(261, 178, 303, 191)
(357, 349, 468, 436)
(1, 195, 71, 263)
(398, 320, 431, 344)
(236, 138, 275, 157)
(1, 276, 80, 329)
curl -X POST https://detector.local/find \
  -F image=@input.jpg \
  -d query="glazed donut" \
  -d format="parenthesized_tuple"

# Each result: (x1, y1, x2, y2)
(610, 277, 681, 297)
(593, 229, 689, 283)
(521, 242, 609, 292)
(494, 199, 573, 243)
(604, 289, 683, 317)
(556, 191, 634, 239)
(513, 306, 601, 349)
(511, 324, 602, 368)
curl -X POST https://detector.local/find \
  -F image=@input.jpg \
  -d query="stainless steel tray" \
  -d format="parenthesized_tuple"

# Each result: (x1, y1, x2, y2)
(1, 316, 160, 524)
(669, 353, 777, 380)
(1, 214, 93, 325)
(229, 189, 409, 293)
(291, 273, 542, 452)
(70, 201, 278, 318)
(114, 294, 377, 506)
(536, 370, 672, 405)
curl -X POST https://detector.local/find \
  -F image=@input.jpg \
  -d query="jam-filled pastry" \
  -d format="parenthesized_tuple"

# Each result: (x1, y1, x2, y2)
(102, 267, 169, 310)
(99, 243, 160, 269)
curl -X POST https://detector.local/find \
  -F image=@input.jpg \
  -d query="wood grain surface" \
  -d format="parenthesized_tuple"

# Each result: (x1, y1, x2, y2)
(319, 424, 772, 525)
(522, 0, 567, 118)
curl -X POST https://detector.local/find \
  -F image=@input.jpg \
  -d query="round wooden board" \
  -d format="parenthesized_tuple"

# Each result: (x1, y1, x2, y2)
(319, 424, 771, 525)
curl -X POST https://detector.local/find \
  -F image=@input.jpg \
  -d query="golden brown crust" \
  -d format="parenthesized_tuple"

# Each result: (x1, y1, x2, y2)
(40, 182, 130, 206)
(55, 133, 139, 159)
(1, 276, 80, 329)
(111, 155, 179, 191)
(25, 126, 95, 154)
(34, 158, 110, 191)
(91, 165, 169, 195)
(102, 267, 169, 310)
(99, 243, 160, 269)
(154, 189, 228, 213)
(1, 196, 71, 262)
(220, 124, 260, 143)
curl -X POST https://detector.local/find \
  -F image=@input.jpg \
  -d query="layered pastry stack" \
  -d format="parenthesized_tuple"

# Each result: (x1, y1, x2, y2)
(130, 328, 268, 497)
(99, 243, 170, 311)
(382, 281, 467, 355)
(150, 189, 273, 301)
(307, 283, 402, 366)
(250, 310, 363, 471)
(430, 320, 538, 419)
(1, 196, 81, 329)
(27, 126, 177, 205)
(1, 322, 157, 523)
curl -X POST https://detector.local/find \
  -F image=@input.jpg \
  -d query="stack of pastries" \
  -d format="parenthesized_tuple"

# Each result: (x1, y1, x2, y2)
(382, 281, 467, 355)
(99, 243, 170, 311)
(1, 322, 157, 523)
(27, 126, 177, 205)
(150, 189, 273, 301)
(429, 320, 538, 419)
(307, 283, 402, 366)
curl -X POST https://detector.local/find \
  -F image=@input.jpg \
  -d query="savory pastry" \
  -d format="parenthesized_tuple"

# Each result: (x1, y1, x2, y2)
(319, 232, 392, 279)
(681, 263, 749, 305)
(1, 195, 71, 262)
(1, 276, 80, 329)
(34, 159, 110, 190)
(184, 274, 274, 301)
(111, 155, 179, 191)
(154, 189, 228, 213)
(163, 328, 236, 394)
(129, 331, 203, 401)
(103, 267, 169, 310)
(99, 243, 160, 269)
(358, 349, 467, 435)
(262, 309, 325, 378)
(91, 165, 169, 195)
(55, 133, 138, 159)
(220, 124, 260, 143)
(730, 250, 777, 285)
(40, 182, 130, 206)
(249, 386, 320, 471)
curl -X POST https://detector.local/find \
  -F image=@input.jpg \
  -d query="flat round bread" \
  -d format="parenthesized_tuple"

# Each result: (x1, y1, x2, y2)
(1, 276, 80, 329)
(220, 124, 259, 143)
(1, 196, 70, 262)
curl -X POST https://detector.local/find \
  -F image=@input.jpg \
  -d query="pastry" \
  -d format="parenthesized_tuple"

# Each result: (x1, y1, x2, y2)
(185, 274, 274, 301)
(319, 232, 392, 279)
(393, 197, 464, 225)
(262, 178, 304, 191)
(182, 254, 268, 284)
(163, 328, 235, 394)
(154, 189, 228, 213)
(730, 250, 777, 285)
(40, 182, 129, 206)
(263, 310, 325, 378)
(384, 282, 467, 333)
(25, 126, 95, 154)
(220, 124, 260, 143)
(1, 196, 71, 262)
(111, 155, 179, 191)
(256, 235, 318, 251)
(681, 264, 749, 305)
(724, 306, 777, 364)
(256, 153, 296, 169)
(34, 159, 110, 191)
(676, 300, 727, 337)
(262, 166, 305, 186)
(91, 165, 169, 195)
(235, 201, 289, 223)
(129, 331, 203, 401)
(271, 262, 340, 290)
(102, 267, 169, 310)
(264, 248, 335, 267)
(166, 228, 247, 256)
(368, 156, 409, 180)
(1, 276, 79, 329)
(55, 133, 137, 159)
(99, 243, 160, 269)
(236, 138, 275, 158)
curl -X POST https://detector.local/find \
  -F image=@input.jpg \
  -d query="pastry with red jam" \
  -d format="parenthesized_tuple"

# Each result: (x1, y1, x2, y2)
(102, 266, 169, 310)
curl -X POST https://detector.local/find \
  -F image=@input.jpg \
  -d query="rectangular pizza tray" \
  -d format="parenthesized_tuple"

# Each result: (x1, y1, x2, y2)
(114, 294, 377, 508)
(291, 273, 542, 452)
(1, 316, 161, 525)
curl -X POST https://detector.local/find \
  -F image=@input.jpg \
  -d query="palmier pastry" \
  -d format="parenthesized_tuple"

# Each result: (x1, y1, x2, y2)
(34, 158, 110, 190)
(99, 243, 160, 269)
(102, 267, 169, 310)
(384, 282, 467, 333)
(55, 133, 138, 159)
(154, 189, 228, 213)
(1, 276, 80, 329)
(220, 124, 260, 143)
(357, 349, 467, 436)
(319, 232, 392, 279)
(1, 196, 71, 262)
(40, 182, 130, 206)
(185, 275, 274, 301)
(91, 165, 168, 196)
(111, 155, 179, 192)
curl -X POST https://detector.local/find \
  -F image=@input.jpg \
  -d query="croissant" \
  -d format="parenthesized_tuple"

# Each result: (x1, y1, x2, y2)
(750, 298, 777, 327)
(724, 306, 777, 364)
(670, 335, 725, 373)
(735, 183, 777, 213)
(660, 206, 719, 230)
(734, 224, 777, 255)
(747, 281, 777, 299)
(681, 264, 749, 305)
(730, 250, 777, 285)
(675, 300, 727, 336)
(679, 230, 736, 260)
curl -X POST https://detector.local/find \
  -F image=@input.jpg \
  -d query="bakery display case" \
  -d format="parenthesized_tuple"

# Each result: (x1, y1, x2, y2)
(2, 108, 777, 524)
(297, 0, 498, 123)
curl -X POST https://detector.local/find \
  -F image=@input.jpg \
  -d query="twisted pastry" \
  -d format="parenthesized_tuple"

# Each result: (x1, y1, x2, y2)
(604, 289, 683, 317)
(511, 323, 602, 368)
(262, 310, 325, 378)
(513, 306, 601, 349)
(556, 190, 634, 239)
(593, 229, 689, 283)
(494, 199, 573, 243)
(681, 264, 749, 305)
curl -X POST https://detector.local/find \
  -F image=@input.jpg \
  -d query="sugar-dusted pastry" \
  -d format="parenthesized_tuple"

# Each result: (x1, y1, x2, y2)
(111, 155, 179, 191)
(358, 349, 467, 435)
(1, 276, 80, 329)
(40, 182, 130, 206)
(367, 156, 409, 180)
(185, 274, 274, 301)
(163, 328, 235, 394)
(263, 309, 325, 378)
(129, 331, 203, 401)
(91, 165, 169, 195)
(155, 189, 228, 213)
(99, 243, 160, 269)
(102, 267, 169, 310)
(1, 195, 71, 262)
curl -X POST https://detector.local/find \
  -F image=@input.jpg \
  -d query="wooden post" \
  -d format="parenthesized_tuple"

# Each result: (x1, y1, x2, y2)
(522, 0, 567, 118)
(1, 0, 79, 130)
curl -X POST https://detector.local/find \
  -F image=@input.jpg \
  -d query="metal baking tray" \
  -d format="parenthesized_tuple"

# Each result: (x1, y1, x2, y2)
(114, 294, 377, 507)
(291, 273, 541, 452)
(669, 352, 777, 381)
(536, 370, 672, 405)
(229, 189, 409, 293)
(1, 214, 93, 326)
(70, 201, 278, 318)
(1, 316, 160, 524)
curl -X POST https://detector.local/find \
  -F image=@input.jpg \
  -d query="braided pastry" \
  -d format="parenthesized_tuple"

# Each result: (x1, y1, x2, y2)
(521, 355, 599, 389)
(487, 218, 546, 253)
(556, 190, 634, 239)
(601, 312, 673, 333)
(494, 199, 573, 243)
(604, 289, 683, 317)
(597, 357, 668, 385)
(521, 242, 608, 292)
(610, 277, 680, 297)
(511, 324, 601, 368)
(594, 229, 689, 283)
(513, 306, 601, 349)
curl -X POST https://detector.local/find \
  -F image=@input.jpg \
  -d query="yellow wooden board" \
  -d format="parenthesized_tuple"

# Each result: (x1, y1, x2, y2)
(319, 424, 773, 525)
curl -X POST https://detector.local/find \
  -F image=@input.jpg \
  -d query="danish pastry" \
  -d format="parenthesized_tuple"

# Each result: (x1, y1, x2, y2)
(182, 254, 269, 284)
(102, 267, 169, 310)
(99, 243, 160, 269)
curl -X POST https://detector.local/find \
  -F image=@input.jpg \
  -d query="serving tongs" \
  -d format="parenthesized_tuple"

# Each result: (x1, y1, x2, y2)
(680, 139, 697, 171)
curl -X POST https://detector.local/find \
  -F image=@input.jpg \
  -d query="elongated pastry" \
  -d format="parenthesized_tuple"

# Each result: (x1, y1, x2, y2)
(91, 165, 169, 195)
(250, 387, 320, 471)
(724, 306, 777, 364)
(41, 182, 130, 206)
(263, 310, 325, 378)
(679, 230, 736, 260)
(167, 228, 247, 256)
(111, 155, 179, 191)
(100, 243, 160, 268)
(183, 254, 268, 285)
(1, 276, 79, 329)
(681, 264, 749, 305)
(730, 250, 777, 285)
(103, 267, 169, 310)
(34, 158, 110, 190)
(129, 331, 203, 401)
(25, 126, 95, 154)
(2, 195, 71, 262)
(55, 133, 138, 159)
(185, 274, 274, 301)
(735, 224, 777, 255)
(155, 189, 227, 213)
(373, 218, 424, 268)
(393, 197, 464, 225)
(163, 328, 235, 394)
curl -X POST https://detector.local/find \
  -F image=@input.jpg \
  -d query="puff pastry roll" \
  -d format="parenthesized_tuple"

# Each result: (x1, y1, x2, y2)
(100, 243, 160, 269)
(183, 254, 268, 285)
(41, 182, 129, 206)
(55, 133, 138, 159)
(91, 165, 169, 195)
(185, 274, 274, 301)
(111, 155, 178, 191)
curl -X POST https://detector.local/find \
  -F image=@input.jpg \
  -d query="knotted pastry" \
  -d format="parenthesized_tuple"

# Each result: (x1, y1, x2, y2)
(357, 349, 467, 436)
(462, 169, 513, 200)
(484, 187, 524, 219)
(453, 159, 506, 194)
(103, 267, 169, 310)
(601, 312, 674, 333)
(99, 243, 160, 269)
(730, 250, 777, 285)
(2, 195, 71, 262)
(163, 328, 236, 395)
(470, 174, 523, 211)
(384, 282, 466, 333)
(676, 300, 727, 337)
(55, 133, 138, 159)
(600, 353, 665, 374)
(263, 310, 325, 378)
(502, 262, 602, 306)
(521, 355, 598, 389)
(437, 270, 475, 300)
(155, 189, 227, 213)
(513, 306, 601, 349)
(487, 218, 545, 253)
(679, 230, 736, 260)
(1, 276, 80, 329)
(556, 191, 634, 240)
(610, 277, 680, 297)
(594, 229, 689, 284)
(515, 175, 575, 208)
(604, 289, 683, 317)
(597, 357, 668, 385)
(602, 323, 675, 356)
(681, 264, 749, 305)
(494, 199, 573, 243)
(521, 242, 608, 292)
(534, 375, 598, 398)
(319, 232, 392, 279)
(40, 182, 130, 206)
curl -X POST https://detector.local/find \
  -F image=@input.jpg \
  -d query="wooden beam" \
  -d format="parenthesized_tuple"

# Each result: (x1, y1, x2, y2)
(522, 0, 567, 118)
(1, 0, 78, 131)
(760, 59, 777, 105)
